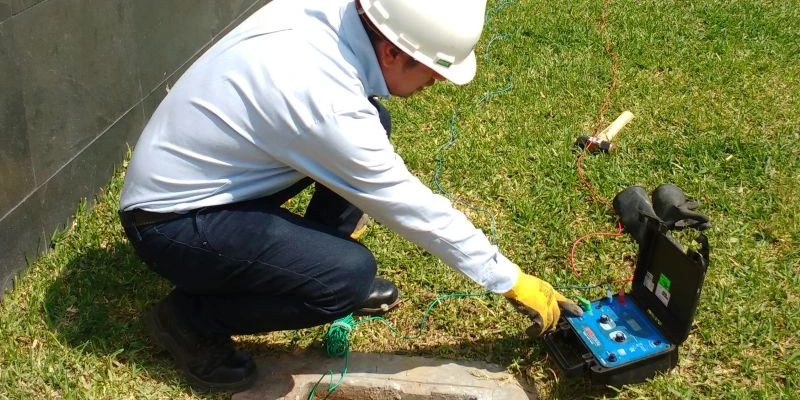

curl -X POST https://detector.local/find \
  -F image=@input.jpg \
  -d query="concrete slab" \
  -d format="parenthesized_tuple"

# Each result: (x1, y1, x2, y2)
(233, 351, 535, 400)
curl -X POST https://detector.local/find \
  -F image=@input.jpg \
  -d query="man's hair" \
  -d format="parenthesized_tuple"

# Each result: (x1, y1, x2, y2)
(357, 2, 420, 69)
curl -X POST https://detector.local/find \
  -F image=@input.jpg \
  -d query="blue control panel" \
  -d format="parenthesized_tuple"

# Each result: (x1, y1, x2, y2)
(565, 295, 672, 368)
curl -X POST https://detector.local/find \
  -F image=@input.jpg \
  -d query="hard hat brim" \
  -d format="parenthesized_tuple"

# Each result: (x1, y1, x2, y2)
(428, 50, 477, 86)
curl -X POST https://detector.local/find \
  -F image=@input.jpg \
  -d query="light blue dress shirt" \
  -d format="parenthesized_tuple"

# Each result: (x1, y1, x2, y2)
(120, 0, 518, 293)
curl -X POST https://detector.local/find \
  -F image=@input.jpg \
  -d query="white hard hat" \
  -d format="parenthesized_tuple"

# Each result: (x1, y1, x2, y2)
(359, 0, 487, 85)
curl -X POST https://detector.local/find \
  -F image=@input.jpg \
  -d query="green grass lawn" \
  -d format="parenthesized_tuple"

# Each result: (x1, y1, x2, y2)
(1, 0, 798, 398)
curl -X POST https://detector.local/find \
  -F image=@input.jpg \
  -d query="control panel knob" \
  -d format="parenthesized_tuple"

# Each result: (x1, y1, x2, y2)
(599, 314, 610, 323)
(614, 332, 626, 342)
(607, 353, 617, 362)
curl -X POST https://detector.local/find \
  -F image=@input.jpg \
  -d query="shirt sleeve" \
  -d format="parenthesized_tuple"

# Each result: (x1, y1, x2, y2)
(274, 100, 519, 293)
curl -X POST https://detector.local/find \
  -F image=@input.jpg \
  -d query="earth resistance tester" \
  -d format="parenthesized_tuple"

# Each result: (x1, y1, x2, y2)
(543, 217, 710, 387)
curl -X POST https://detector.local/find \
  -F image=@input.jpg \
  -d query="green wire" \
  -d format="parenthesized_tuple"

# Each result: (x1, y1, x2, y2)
(359, 291, 493, 339)
(309, 284, 614, 399)
(308, 2, 622, 398)
(308, 291, 492, 399)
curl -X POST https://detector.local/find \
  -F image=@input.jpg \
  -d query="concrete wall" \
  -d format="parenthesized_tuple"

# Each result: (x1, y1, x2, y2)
(0, 0, 269, 296)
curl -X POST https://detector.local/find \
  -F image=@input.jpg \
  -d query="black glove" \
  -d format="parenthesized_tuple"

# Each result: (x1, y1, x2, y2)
(652, 184, 711, 231)
(612, 185, 661, 246)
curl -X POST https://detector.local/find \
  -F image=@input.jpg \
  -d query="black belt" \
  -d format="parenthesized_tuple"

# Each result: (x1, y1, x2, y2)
(119, 209, 187, 228)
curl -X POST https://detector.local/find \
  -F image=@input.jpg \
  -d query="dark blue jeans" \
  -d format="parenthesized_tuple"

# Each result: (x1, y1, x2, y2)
(121, 97, 391, 337)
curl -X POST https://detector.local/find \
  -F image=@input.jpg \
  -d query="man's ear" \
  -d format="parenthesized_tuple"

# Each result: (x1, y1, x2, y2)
(376, 40, 403, 69)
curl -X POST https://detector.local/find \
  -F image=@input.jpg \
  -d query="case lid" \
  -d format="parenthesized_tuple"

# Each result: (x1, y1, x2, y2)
(631, 216, 710, 344)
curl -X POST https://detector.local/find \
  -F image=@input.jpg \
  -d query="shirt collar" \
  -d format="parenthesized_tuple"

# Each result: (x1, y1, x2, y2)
(340, 1, 390, 98)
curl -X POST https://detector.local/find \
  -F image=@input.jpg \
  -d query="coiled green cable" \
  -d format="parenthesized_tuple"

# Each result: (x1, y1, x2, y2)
(308, 291, 492, 399)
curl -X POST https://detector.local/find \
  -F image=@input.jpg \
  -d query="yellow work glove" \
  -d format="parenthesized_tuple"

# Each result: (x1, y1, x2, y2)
(504, 266, 583, 337)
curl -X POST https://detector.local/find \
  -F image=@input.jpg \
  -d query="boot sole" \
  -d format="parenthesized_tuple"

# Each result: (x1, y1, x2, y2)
(143, 308, 257, 393)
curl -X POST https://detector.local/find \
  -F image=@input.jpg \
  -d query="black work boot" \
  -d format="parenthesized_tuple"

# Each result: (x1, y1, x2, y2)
(143, 294, 257, 392)
(355, 277, 400, 316)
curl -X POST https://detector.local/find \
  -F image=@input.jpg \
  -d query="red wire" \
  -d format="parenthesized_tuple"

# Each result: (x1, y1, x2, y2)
(593, 0, 620, 136)
(569, 221, 623, 277)
(610, 276, 633, 285)
(568, 0, 631, 284)
(576, 148, 606, 204)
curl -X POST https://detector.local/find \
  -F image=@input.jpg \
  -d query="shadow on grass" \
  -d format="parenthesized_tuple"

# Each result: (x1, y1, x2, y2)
(41, 240, 287, 398)
(41, 241, 184, 386)
(40, 240, 616, 399)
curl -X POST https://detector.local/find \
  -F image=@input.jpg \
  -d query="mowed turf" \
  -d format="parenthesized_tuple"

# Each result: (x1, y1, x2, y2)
(1, 0, 798, 399)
